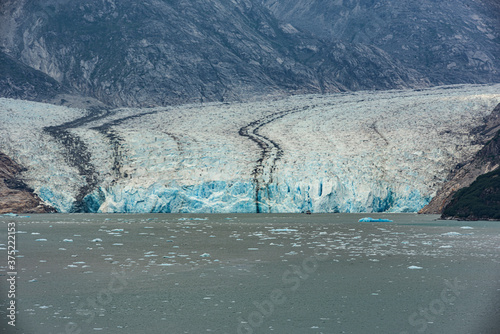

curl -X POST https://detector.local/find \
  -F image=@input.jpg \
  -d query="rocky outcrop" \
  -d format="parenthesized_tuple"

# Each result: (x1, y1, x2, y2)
(441, 165, 500, 220)
(0, 49, 109, 109)
(0, 49, 66, 101)
(0, 152, 55, 213)
(419, 103, 500, 214)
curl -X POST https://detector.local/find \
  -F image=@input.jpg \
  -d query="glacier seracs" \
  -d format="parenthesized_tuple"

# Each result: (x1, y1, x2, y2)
(1, 84, 499, 213)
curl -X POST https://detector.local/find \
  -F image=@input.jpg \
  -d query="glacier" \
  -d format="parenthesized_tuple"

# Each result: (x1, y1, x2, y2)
(1, 84, 500, 213)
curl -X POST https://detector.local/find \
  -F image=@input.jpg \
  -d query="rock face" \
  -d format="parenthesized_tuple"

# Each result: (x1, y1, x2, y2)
(442, 165, 500, 220)
(0, 49, 66, 101)
(420, 103, 500, 215)
(0, 152, 54, 213)
(261, 0, 500, 86)
(0, 0, 461, 108)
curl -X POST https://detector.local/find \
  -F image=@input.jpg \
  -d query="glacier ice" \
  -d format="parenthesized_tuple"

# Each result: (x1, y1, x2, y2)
(358, 217, 393, 222)
(1, 84, 500, 213)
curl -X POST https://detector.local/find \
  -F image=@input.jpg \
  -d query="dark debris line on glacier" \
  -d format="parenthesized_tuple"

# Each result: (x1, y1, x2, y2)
(91, 109, 167, 182)
(43, 106, 180, 212)
(237, 96, 381, 213)
(238, 105, 312, 213)
(43, 107, 116, 212)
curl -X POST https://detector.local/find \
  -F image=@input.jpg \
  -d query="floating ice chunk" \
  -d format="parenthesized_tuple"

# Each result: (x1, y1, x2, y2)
(112, 243, 123, 246)
(248, 248, 259, 251)
(36, 239, 47, 242)
(63, 239, 73, 242)
(2, 213, 30, 218)
(270, 228, 298, 232)
(358, 217, 393, 222)
(91, 238, 103, 242)
(408, 265, 423, 269)
(441, 232, 461, 236)
(460, 226, 473, 229)
(158, 263, 175, 266)
(200, 253, 211, 257)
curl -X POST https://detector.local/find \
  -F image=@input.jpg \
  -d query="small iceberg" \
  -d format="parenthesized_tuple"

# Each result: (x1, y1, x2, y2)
(358, 217, 393, 223)
(2, 213, 30, 218)
(441, 232, 461, 236)
(270, 228, 298, 232)
(408, 265, 423, 270)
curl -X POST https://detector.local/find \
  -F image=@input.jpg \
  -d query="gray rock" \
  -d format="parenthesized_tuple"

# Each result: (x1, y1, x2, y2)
(261, 0, 500, 86)
(0, 0, 428, 107)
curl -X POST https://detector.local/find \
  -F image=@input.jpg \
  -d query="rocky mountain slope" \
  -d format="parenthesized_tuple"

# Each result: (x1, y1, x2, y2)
(4, 0, 493, 107)
(420, 103, 500, 215)
(442, 165, 500, 220)
(261, 0, 500, 86)
(0, 152, 54, 213)
(0, 84, 498, 213)
(0, 49, 66, 101)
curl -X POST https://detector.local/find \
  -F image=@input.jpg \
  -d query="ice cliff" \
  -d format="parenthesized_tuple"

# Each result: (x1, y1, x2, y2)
(1, 84, 499, 213)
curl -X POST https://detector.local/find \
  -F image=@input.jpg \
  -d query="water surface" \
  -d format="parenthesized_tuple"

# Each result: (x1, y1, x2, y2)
(1, 213, 499, 333)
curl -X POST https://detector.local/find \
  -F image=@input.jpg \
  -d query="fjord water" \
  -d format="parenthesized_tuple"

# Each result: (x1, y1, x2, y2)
(1, 213, 499, 333)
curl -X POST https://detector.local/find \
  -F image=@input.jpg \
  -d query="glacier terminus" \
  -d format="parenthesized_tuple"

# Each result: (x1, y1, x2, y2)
(1, 84, 499, 213)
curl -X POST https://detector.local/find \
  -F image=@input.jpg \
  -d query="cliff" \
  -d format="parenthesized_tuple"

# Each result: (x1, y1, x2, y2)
(0, 152, 55, 214)
(441, 160, 500, 220)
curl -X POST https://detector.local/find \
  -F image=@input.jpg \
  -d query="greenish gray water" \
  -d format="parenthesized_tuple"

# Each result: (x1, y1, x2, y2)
(1, 213, 499, 333)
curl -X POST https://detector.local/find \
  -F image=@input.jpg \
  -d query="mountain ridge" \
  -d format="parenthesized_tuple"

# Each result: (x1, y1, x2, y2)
(0, 0, 466, 107)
